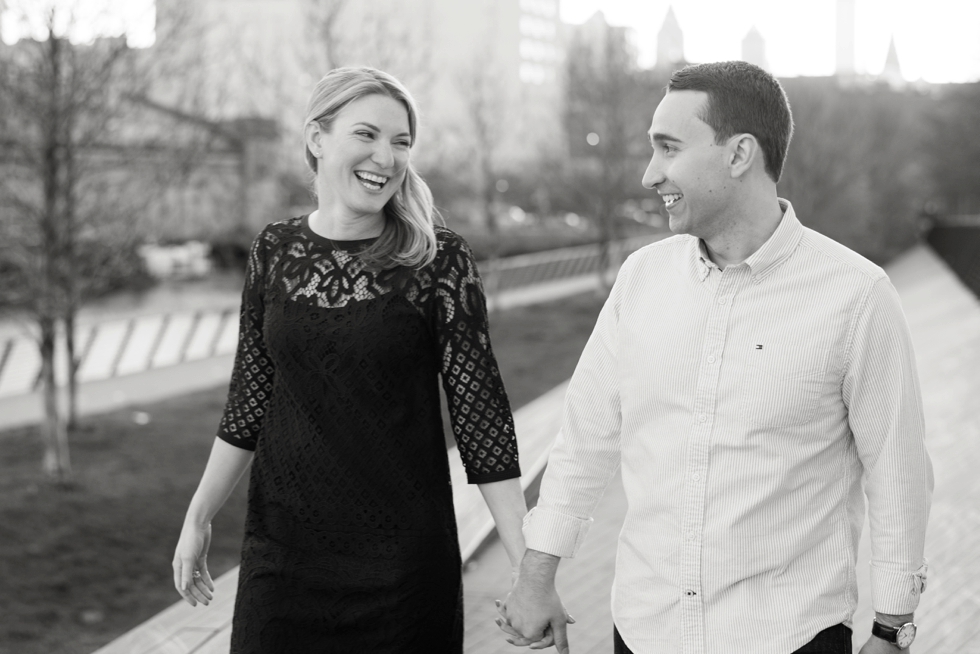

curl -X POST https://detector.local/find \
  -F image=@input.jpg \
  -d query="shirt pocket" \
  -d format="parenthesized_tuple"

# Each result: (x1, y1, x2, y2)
(735, 345, 830, 428)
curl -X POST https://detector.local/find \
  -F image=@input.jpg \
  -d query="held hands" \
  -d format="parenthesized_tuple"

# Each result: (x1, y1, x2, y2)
(172, 521, 215, 607)
(495, 571, 575, 652)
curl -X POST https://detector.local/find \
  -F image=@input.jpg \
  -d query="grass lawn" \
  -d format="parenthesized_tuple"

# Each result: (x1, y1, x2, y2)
(0, 291, 606, 654)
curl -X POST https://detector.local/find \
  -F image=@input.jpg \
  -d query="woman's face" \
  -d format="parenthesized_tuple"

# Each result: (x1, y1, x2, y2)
(313, 93, 412, 222)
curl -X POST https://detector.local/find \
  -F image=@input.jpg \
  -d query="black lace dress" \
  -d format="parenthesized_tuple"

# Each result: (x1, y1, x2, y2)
(216, 216, 521, 653)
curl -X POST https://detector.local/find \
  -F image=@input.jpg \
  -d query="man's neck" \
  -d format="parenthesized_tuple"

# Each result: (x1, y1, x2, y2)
(702, 196, 784, 269)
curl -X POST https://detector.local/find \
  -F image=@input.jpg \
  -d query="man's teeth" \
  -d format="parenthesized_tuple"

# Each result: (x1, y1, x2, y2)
(662, 193, 682, 207)
(355, 171, 388, 189)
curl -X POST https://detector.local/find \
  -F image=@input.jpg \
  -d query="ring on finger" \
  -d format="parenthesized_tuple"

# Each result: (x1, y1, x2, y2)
(193, 570, 201, 578)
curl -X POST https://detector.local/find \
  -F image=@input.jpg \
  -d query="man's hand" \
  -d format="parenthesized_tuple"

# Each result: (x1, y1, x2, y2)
(858, 636, 907, 653)
(859, 612, 914, 654)
(495, 550, 572, 653)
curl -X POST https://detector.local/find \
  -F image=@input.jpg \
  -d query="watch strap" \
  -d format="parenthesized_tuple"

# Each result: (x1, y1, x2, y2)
(871, 620, 899, 643)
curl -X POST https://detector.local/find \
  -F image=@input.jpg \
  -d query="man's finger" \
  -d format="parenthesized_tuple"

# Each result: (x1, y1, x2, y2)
(553, 619, 570, 654)
(529, 625, 555, 649)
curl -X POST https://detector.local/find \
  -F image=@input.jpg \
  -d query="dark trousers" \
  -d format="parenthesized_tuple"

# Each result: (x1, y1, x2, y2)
(613, 623, 852, 654)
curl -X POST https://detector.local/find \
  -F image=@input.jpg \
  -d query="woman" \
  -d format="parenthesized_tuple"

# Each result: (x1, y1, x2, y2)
(172, 67, 527, 652)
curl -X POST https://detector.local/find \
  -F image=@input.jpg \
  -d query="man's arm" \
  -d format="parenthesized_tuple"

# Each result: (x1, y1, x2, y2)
(844, 277, 933, 650)
(497, 256, 638, 650)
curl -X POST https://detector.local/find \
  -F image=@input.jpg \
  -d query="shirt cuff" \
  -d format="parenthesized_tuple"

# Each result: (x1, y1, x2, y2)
(523, 506, 593, 558)
(871, 560, 928, 614)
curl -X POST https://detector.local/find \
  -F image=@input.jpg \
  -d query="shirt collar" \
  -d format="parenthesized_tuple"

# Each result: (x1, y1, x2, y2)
(743, 199, 803, 281)
(690, 198, 803, 283)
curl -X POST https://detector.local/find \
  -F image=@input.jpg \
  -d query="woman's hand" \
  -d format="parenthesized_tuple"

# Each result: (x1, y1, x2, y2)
(172, 521, 215, 607)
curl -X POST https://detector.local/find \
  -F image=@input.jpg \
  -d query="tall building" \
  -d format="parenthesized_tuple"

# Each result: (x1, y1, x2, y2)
(655, 6, 684, 69)
(741, 26, 769, 71)
(836, 0, 856, 76)
(881, 35, 904, 87)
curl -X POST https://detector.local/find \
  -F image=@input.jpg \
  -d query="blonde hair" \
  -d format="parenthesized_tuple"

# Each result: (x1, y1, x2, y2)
(304, 67, 439, 270)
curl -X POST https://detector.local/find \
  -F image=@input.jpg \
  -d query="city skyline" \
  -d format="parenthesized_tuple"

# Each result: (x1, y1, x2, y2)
(561, 0, 980, 83)
(3, 0, 979, 84)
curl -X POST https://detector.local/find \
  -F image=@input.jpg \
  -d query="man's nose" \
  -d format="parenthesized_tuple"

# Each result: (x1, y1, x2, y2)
(642, 155, 664, 190)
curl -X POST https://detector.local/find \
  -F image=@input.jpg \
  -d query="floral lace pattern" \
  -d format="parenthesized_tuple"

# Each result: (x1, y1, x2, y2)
(216, 218, 520, 652)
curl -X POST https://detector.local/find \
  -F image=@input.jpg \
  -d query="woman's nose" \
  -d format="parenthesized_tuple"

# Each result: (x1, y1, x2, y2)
(372, 143, 395, 169)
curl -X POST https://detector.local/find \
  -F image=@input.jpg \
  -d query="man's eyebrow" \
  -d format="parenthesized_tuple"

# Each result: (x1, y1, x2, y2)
(650, 132, 682, 145)
(353, 122, 411, 139)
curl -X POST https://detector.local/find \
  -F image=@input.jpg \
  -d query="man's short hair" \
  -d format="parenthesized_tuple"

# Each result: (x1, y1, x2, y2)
(668, 61, 794, 182)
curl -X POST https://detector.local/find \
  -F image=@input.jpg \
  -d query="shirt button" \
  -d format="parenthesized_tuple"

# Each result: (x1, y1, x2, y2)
(698, 414, 707, 423)
(707, 355, 716, 363)
(718, 297, 728, 305)
(687, 531, 696, 541)
(692, 473, 701, 481)
(684, 590, 697, 597)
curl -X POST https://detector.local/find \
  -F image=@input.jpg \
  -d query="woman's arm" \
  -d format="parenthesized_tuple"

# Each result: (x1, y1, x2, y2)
(478, 478, 528, 574)
(172, 437, 253, 606)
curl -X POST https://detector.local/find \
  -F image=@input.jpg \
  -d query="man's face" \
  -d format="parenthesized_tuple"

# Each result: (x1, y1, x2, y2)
(642, 90, 735, 240)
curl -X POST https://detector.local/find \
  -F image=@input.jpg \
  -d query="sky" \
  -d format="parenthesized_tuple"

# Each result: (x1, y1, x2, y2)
(3, 1, 978, 83)
(561, 0, 980, 83)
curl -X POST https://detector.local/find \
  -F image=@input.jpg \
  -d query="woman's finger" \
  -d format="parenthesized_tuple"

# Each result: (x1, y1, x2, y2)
(192, 575, 214, 601)
(186, 579, 211, 606)
(199, 562, 215, 592)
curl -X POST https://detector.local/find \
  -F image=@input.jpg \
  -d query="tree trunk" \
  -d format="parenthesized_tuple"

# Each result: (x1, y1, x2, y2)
(39, 316, 71, 481)
(65, 310, 79, 430)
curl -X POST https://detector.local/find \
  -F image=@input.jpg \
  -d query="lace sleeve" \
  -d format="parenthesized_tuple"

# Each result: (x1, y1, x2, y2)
(433, 231, 521, 484)
(216, 231, 276, 450)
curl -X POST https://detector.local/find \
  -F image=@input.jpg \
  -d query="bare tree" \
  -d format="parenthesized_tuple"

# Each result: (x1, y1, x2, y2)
(0, 0, 203, 481)
(562, 23, 646, 287)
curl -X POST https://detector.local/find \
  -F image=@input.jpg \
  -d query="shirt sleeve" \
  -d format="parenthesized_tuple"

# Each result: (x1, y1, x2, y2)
(522, 256, 632, 559)
(432, 231, 521, 484)
(216, 230, 276, 451)
(843, 276, 933, 614)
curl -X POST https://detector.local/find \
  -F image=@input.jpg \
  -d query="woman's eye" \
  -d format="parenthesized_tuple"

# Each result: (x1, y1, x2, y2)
(356, 131, 374, 139)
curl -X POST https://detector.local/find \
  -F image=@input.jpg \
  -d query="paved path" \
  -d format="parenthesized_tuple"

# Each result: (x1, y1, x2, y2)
(463, 245, 980, 653)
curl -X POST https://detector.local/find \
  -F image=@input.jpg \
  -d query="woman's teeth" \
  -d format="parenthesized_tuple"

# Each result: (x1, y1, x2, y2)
(355, 171, 388, 191)
(663, 193, 682, 208)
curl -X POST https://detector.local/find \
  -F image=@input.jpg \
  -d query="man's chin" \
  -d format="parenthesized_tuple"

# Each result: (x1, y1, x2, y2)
(667, 214, 690, 235)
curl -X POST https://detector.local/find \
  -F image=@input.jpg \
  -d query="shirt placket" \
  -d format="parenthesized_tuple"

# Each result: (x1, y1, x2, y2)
(680, 264, 749, 654)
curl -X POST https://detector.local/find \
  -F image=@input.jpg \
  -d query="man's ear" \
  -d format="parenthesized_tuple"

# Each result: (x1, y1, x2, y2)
(728, 133, 758, 179)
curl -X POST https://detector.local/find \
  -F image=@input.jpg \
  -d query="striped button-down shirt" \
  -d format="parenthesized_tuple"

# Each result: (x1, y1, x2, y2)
(524, 200, 933, 654)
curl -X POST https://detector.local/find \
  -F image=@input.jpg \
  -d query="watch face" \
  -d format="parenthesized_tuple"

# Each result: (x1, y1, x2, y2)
(896, 623, 917, 649)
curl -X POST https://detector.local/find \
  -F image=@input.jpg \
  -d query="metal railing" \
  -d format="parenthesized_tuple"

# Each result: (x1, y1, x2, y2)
(0, 309, 240, 400)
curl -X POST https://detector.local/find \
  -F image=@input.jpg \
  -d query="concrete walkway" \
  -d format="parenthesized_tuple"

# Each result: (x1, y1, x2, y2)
(463, 244, 980, 653)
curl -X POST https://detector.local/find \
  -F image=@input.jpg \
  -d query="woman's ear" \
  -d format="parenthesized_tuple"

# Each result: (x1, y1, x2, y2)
(728, 133, 758, 179)
(305, 122, 322, 158)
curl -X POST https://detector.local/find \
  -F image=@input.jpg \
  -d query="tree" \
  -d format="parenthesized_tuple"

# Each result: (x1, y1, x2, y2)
(923, 82, 980, 215)
(0, 0, 201, 481)
(778, 78, 932, 263)
(562, 19, 649, 286)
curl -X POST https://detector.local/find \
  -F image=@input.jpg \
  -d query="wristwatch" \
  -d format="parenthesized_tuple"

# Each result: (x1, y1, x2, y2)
(872, 619, 917, 649)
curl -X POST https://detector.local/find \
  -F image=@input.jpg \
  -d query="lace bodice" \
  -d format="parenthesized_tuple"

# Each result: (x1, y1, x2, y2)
(217, 216, 520, 483)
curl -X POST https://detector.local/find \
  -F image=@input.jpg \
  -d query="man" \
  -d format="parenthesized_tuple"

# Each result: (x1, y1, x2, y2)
(498, 61, 932, 654)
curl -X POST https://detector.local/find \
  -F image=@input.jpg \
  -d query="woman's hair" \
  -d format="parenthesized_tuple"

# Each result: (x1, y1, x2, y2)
(304, 67, 440, 270)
